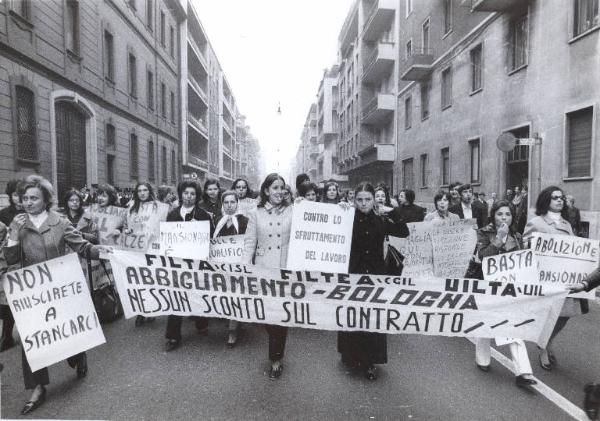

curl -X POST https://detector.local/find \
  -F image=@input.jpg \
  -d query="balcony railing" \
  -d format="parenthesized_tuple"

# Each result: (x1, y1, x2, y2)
(361, 93, 395, 125)
(471, 0, 523, 12)
(362, 42, 395, 83)
(188, 37, 208, 70)
(363, 0, 397, 42)
(188, 76, 208, 104)
(400, 48, 434, 81)
(187, 112, 208, 136)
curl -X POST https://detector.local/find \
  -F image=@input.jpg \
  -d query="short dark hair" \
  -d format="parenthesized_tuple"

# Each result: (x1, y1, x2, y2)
(433, 191, 451, 210)
(63, 189, 84, 217)
(449, 182, 462, 191)
(457, 184, 472, 194)
(295, 173, 310, 191)
(5, 179, 22, 207)
(400, 189, 415, 205)
(298, 181, 317, 198)
(535, 185, 565, 217)
(489, 199, 516, 232)
(177, 180, 202, 204)
(202, 178, 221, 203)
(355, 182, 376, 197)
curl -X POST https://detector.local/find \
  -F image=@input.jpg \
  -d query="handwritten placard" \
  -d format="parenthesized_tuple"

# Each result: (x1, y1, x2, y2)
(209, 235, 245, 263)
(159, 221, 211, 259)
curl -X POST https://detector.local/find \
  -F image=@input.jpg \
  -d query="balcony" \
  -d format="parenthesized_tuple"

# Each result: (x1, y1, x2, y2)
(188, 77, 208, 104)
(309, 144, 320, 157)
(400, 48, 434, 81)
(471, 0, 523, 12)
(361, 93, 395, 125)
(222, 118, 233, 135)
(187, 112, 208, 137)
(339, 5, 358, 55)
(362, 42, 395, 83)
(187, 37, 208, 71)
(363, 0, 397, 42)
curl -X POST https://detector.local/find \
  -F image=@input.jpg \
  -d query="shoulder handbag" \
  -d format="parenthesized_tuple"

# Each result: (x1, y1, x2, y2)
(384, 243, 405, 276)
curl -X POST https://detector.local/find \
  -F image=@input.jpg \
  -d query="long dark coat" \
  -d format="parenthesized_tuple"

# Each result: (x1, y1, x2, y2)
(337, 210, 409, 365)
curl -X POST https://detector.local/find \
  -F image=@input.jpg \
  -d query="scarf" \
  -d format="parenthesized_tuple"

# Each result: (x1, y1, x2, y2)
(213, 213, 239, 238)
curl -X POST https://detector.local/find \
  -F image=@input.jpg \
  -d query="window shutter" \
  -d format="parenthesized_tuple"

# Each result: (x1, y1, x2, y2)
(568, 107, 593, 177)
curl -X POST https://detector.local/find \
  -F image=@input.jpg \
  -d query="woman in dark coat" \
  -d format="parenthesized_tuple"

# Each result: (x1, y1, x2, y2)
(338, 182, 409, 380)
(165, 180, 214, 352)
(0, 179, 24, 352)
(199, 178, 222, 222)
(213, 190, 249, 347)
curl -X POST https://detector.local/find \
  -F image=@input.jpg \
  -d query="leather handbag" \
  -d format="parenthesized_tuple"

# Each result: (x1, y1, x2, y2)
(384, 244, 405, 276)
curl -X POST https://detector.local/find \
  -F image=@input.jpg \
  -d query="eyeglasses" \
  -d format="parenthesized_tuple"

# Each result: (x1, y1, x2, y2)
(551, 195, 565, 201)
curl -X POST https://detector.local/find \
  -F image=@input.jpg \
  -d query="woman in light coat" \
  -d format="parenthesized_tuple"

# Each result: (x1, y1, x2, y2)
(242, 173, 293, 379)
(523, 185, 585, 370)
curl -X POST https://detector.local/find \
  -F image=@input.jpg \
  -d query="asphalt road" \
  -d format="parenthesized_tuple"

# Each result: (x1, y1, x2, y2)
(1, 302, 599, 420)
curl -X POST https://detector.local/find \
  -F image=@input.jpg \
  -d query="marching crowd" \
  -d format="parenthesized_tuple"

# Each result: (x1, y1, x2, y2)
(0, 172, 599, 418)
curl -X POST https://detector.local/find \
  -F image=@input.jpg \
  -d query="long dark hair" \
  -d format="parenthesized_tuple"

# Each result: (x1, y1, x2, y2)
(202, 178, 221, 203)
(433, 191, 451, 211)
(97, 183, 118, 207)
(129, 182, 156, 214)
(63, 189, 84, 218)
(321, 181, 340, 204)
(5, 179, 22, 208)
(489, 199, 517, 233)
(258, 173, 286, 207)
(231, 178, 254, 199)
(535, 185, 568, 218)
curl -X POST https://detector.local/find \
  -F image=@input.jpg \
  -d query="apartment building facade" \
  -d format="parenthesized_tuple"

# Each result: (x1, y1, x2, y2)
(336, 0, 400, 189)
(0, 0, 185, 203)
(396, 0, 600, 237)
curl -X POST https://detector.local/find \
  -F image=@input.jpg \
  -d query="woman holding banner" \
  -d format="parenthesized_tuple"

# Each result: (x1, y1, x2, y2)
(3, 175, 110, 415)
(164, 180, 214, 352)
(473, 200, 537, 388)
(424, 191, 460, 222)
(523, 186, 586, 371)
(297, 181, 318, 202)
(243, 173, 293, 379)
(338, 182, 409, 380)
(200, 178, 223, 222)
(124, 182, 167, 327)
(214, 190, 249, 347)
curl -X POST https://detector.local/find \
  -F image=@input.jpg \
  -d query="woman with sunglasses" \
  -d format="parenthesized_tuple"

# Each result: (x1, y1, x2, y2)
(523, 185, 586, 371)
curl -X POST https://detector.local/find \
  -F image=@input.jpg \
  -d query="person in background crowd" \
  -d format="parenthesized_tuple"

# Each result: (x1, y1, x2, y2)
(448, 182, 463, 207)
(214, 190, 249, 348)
(125, 182, 162, 327)
(505, 188, 514, 202)
(63, 189, 97, 243)
(297, 181, 318, 201)
(471, 192, 488, 227)
(243, 173, 293, 379)
(232, 178, 255, 200)
(449, 184, 486, 228)
(80, 187, 93, 206)
(283, 184, 294, 206)
(487, 192, 498, 216)
(0, 179, 24, 352)
(3, 175, 110, 415)
(200, 178, 222, 222)
(374, 184, 404, 224)
(338, 182, 409, 380)
(474, 199, 537, 389)
(425, 191, 460, 221)
(165, 180, 214, 352)
(346, 189, 355, 204)
(157, 185, 177, 211)
(565, 195, 583, 236)
(295, 173, 310, 195)
(524, 185, 586, 371)
(396, 189, 426, 223)
(478, 192, 489, 225)
(321, 181, 341, 204)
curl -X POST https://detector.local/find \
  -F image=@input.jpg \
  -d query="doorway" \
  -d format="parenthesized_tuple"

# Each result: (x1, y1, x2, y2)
(55, 101, 87, 202)
(505, 126, 529, 197)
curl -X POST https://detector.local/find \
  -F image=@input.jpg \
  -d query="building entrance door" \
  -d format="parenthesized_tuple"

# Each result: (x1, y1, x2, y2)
(55, 101, 87, 203)
(505, 126, 529, 197)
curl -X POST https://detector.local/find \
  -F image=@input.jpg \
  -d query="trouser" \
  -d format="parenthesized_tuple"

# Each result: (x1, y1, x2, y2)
(22, 348, 86, 390)
(475, 338, 532, 376)
(228, 320, 239, 331)
(1, 305, 15, 341)
(165, 316, 209, 341)
(265, 325, 287, 362)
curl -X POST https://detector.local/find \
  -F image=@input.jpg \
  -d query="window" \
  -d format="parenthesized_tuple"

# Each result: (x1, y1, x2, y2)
(169, 26, 175, 57)
(146, 0, 152, 29)
(148, 140, 155, 181)
(107, 154, 115, 185)
(104, 30, 114, 81)
(402, 158, 414, 189)
(106, 123, 115, 150)
(470, 44, 483, 92)
(420, 80, 430, 120)
(170, 91, 175, 123)
(162, 145, 167, 182)
(443, 0, 452, 34)
(65, 0, 80, 55)
(441, 147, 450, 185)
(171, 149, 176, 183)
(422, 19, 430, 52)
(406, 0, 413, 17)
(574, 0, 599, 37)
(567, 106, 593, 177)
(160, 82, 166, 118)
(14, 0, 31, 20)
(420, 154, 428, 187)
(128, 0, 136, 10)
(509, 11, 528, 71)
(147, 70, 154, 110)
(441, 67, 452, 109)
(15, 86, 38, 162)
(405, 39, 412, 59)
(128, 53, 137, 98)
(160, 11, 165, 46)
(130, 133, 138, 178)
(469, 138, 481, 183)
(404, 95, 412, 129)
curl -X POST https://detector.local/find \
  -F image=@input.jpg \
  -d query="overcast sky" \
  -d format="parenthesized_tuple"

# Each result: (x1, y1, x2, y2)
(192, 0, 354, 181)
